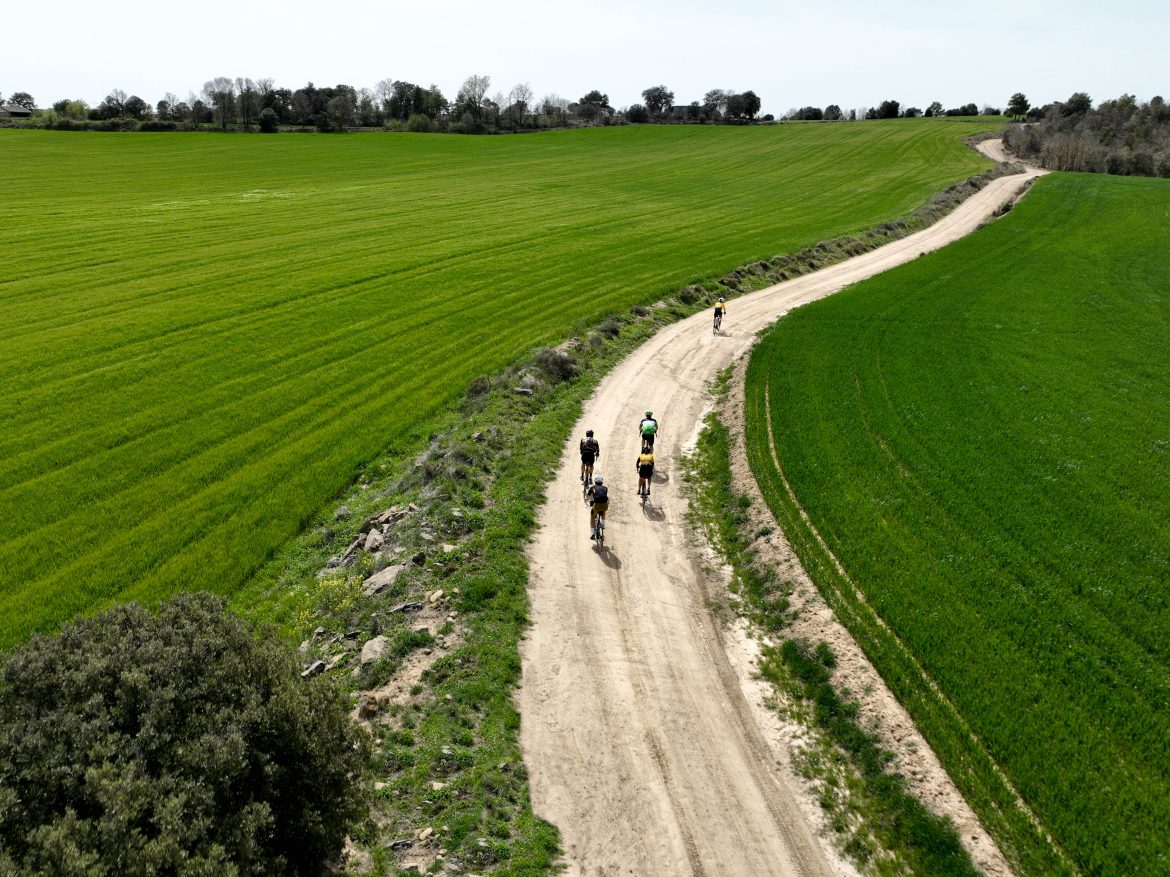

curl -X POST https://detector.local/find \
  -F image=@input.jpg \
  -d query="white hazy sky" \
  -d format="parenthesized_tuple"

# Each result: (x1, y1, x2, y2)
(4, 0, 1167, 115)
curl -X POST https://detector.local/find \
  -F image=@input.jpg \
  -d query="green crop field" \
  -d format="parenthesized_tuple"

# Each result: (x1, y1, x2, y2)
(745, 173, 1170, 876)
(0, 121, 992, 648)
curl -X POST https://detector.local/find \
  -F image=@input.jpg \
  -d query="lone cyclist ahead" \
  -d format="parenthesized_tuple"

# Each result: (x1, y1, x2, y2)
(639, 410, 659, 449)
(714, 296, 726, 332)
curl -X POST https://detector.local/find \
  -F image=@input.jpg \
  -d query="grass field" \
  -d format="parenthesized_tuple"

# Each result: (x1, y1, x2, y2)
(744, 172, 1170, 876)
(0, 121, 993, 648)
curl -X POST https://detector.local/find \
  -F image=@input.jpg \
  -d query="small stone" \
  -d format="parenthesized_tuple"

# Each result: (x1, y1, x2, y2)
(430, 781, 447, 791)
(408, 503, 419, 512)
(514, 387, 534, 395)
(301, 660, 326, 679)
(334, 505, 352, 520)
(440, 543, 458, 553)
(472, 432, 485, 442)
(497, 761, 510, 771)
(364, 530, 384, 552)
(358, 694, 379, 718)
(428, 589, 444, 604)
(313, 626, 325, 639)
(297, 639, 310, 655)
(451, 508, 464, 518)
(388, 838, 412, 851)
(374, 781, 389, 791)
(361, 636, 388, 666)
(418, 827, 434, 841)
(390, 600, 424, 614)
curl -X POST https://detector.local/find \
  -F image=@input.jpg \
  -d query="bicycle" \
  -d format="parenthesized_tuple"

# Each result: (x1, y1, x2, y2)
(713, 312, 722, 334)
(582, 462, 594, 491)
(639, 483, 649, 507)
(593, 510, 606, 546)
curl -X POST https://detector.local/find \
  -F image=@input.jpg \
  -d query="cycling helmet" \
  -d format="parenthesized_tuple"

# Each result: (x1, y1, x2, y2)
(586, 429, 594, 437)
(718, 296, 725, 302)
(594, 475, 604, 484)
(645, 410, 653, 417)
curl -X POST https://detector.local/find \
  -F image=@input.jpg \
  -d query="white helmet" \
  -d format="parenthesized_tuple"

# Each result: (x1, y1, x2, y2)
(594, 475, 604, 484)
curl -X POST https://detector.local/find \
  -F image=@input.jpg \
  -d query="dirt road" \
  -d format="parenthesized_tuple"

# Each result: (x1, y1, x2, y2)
(519, 143, 1042, 877)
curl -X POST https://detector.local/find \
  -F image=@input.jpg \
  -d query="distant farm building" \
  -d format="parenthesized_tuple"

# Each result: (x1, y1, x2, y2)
(0, 103, 33, 118)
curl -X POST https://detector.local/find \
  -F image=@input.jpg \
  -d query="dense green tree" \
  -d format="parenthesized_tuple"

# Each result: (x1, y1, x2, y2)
(641, 84, 674, 118)
(925, 100, 943, 117)
(1063, 91, 1092, 116)
(8, 91, 35, 109)
(0, 593, 365, 876)
(1007, 92, 1030, 119)
(626, 102, 649, 123)
(123, 95, 149, 120)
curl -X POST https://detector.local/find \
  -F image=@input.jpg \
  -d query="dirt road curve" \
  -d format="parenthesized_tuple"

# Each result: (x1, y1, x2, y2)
(519, 143, 1043, 877)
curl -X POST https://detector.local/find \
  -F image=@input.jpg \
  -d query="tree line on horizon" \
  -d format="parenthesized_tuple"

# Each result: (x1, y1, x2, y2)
(1, 78, 766, 134)
(783, 99, 1002, 122)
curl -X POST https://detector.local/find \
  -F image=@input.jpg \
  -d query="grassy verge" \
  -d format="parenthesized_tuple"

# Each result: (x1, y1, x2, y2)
(682, 405, 981, 876)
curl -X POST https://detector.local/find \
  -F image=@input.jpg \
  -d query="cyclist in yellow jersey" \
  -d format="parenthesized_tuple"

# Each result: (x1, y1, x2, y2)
(636, 442, 655, 498)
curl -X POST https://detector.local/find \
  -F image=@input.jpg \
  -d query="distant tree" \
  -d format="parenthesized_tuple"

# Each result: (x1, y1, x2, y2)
(925, 100, 942, 117)
(236, 77, 259, 129)
(258, 107, 279, 132)
(790, 106, 822, 121)
(944, 102, 979, 117)
(173, 101, 192, 122)
(539, 93, 570, 127)
(902, 106, 922, 118)
(738, 90, 761, 119)
(455, 73, 491, 119)
(576, 89, 612, 122)
(203, 76, 237, 129)
(1062, 91, 1092, 116)
(506, 82, 533, 128)
(123, 94, 150, 120)
(641, 85, 674, 119)
(626, 102, 649, 123)
(8, 91, 35, 110)
(357, 88, 382, 126)
(324, 86, 357, 131)
(849, 108, 857, 121)
(155, 99, 172, 120)
(823, 104, 843, 121)
(0, 593, 366, 877)
(702, 89, 728, 121)
(102, 88, 128, 118)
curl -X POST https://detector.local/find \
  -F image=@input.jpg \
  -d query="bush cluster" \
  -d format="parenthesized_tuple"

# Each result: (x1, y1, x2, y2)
(1004, 92, 1170, 177)
(0, 593, 366, 876)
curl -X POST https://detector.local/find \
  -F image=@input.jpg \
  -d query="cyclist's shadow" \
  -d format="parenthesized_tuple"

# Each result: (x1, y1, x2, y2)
(641, 504, 666, 523)
(595, 544, 622, 569)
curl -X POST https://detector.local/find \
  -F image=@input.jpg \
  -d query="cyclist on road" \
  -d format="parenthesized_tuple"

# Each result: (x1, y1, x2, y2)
(639, 411, 659, 449)
(714, 296, 727, 330)
(579, 430, 600, 483)
(586, 475, 609, 540)
(636, 442, 655, 498)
